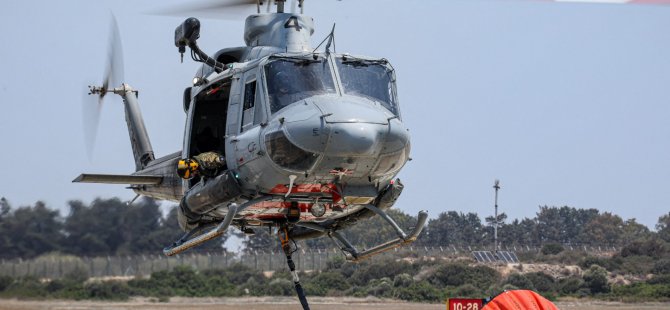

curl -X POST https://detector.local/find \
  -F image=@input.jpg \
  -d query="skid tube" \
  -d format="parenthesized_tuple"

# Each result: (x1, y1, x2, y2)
(298, 205, 428, 262)
(163, 196, 272, 256)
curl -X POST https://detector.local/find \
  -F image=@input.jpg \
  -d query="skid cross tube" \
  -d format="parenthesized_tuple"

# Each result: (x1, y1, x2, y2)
(364, 204, 408, 239)
(347, 209, 428, 262)
(297, 206, 429, 262)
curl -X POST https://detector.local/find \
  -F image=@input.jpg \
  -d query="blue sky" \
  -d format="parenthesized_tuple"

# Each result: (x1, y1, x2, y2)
(0, 0, 668, 229)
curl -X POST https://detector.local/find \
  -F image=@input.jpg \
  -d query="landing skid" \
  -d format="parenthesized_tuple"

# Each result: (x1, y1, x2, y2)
(299, 205, 429, 262)
(163, 196, 272, 256)
(165, 200, 428, 261)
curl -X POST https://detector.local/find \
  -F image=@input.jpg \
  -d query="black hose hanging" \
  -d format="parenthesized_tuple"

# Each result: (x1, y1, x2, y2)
(279, 227, 310, 310)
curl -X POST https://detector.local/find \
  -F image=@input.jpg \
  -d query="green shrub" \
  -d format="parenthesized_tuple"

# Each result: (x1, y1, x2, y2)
(428, 262, 500, 290)
(2, 276, 47, 299)
(64, 266, 89, 283)
(504, 274, 535, 291)
(267, 278, 293, 296)
(325, 256, 345, 271)
(557, 277, 583, 295)
(579, 256, 612, 270)
(393, 273, 413, 288)
(541, 243, 564, 255)
(611, 283, 670, 301)
(652, 259, 670, 275)
(583, 265, 610, 294)
(50, 280, 87, 300)
(365, 277, 392, 297)
(451, 284, 482, 298)
(618, 255, 655, 275)
(395, 281, 440, 302)
(620, 238, 668, 259)
(0, 276, 13, 291)
(128, 265, 240, 297)
(647, 275, 670, 285)
(349, 258, 415, 286)
(304, 271, 350, 296)
(525, 272, 556, 293)
(213, 263, 265, 286)
(84, 281, 130, 300)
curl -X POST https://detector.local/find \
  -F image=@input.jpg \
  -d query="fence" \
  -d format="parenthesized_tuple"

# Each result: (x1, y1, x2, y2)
(0, 244, 619, 279)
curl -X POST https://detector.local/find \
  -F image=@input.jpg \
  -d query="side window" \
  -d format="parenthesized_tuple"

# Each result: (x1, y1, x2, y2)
(241, 80, 256, 132)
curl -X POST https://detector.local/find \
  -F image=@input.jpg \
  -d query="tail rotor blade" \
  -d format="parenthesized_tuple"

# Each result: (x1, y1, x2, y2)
(82, 85, 103, 160)
(82, 13, 126, 159)
(104, 14, 124, 91)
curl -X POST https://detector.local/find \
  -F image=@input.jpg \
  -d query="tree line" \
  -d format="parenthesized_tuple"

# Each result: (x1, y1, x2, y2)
(1, 196, 668, 259)
(419, 206, 665, 247)
(0, 197, 224, 259)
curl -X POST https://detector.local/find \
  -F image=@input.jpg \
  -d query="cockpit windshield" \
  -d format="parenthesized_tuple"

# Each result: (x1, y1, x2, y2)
(336, 58, 398, 115)
(264, 57, 336, 113)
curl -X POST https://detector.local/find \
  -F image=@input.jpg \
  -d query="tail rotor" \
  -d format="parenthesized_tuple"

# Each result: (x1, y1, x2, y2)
(82, 14, 125, 158)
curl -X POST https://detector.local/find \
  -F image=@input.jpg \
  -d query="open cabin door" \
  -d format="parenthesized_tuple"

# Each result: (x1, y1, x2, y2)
(183, 78, 232, 188)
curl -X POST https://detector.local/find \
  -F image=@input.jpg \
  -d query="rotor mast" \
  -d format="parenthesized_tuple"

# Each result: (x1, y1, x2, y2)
(259, 0, 305, 14)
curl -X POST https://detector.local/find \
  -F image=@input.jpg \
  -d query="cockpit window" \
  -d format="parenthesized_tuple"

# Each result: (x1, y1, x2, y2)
(336, 58, 398, 115)
(264, 58, 336, 113)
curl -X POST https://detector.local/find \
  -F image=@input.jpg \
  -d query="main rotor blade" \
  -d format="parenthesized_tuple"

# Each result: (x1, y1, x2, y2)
(146, 0, 259, 19)
(537, 0, 670, 5)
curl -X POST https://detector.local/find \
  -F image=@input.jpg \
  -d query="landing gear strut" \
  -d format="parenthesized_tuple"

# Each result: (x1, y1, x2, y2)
(279, 226, 310, 310)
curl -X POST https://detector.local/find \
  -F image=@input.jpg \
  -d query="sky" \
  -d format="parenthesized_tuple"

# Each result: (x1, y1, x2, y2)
(0, 0, 669, 230)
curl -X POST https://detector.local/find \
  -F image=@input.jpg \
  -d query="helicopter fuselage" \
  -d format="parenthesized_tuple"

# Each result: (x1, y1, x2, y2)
(74, 12, 422, 258)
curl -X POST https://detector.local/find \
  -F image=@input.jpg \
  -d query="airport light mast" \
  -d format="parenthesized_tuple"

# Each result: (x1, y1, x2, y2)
(493, 179, 501, 255)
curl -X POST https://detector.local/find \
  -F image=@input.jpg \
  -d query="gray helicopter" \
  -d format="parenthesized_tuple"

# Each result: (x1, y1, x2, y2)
(75, 1, 425, 305)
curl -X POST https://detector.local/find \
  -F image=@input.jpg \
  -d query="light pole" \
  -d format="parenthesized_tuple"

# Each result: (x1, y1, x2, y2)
(493, 179, 500, 255)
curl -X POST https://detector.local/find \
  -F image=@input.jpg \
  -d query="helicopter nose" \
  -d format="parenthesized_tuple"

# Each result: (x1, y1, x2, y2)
(327, 122, 384, 156)
(282, 110, 387, 157)
(280, 99, 408, 158)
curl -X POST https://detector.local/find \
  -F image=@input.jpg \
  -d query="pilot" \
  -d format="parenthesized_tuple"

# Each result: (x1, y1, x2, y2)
(270, 71, 297, 112)
(276, 72, 293, 94)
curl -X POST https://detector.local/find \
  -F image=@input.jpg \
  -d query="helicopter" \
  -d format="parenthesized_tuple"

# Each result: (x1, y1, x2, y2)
(75, 0, 424, 306)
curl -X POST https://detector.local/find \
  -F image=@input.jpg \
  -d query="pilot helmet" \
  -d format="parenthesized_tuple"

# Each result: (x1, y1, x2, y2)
(275, 72, 292, 94)
(177, 158, 199, 179)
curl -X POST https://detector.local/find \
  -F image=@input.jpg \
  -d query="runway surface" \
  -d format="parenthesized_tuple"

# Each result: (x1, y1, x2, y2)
(0, 297, 668, 310)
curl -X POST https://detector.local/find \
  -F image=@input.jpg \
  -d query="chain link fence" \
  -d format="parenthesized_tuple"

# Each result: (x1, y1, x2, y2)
(0, 244, 619, 279)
